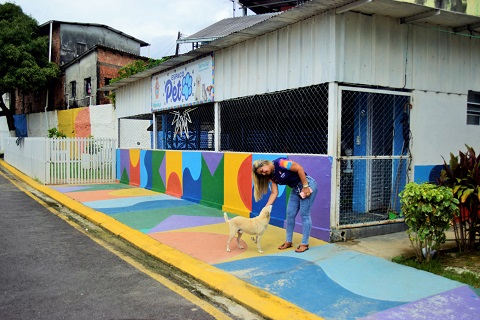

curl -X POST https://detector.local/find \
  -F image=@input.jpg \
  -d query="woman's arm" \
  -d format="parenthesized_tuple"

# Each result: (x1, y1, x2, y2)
(265, 181, 278, 206)
(289, 161, 309, 187)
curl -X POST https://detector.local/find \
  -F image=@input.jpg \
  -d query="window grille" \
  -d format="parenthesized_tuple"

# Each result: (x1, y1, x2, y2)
(154, 104, 215, 150)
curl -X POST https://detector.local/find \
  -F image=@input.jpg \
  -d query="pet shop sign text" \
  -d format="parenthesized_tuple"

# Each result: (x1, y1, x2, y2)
(151, 55, 214, 112)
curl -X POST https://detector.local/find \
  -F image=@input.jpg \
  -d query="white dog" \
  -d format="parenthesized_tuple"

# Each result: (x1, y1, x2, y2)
(224, 205, 272, 254)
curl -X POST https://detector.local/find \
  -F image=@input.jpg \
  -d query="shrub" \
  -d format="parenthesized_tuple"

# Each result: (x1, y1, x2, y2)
(47, 127, 66, 138)
(439, 145, 480, 252)
(400, 182, 459, 262)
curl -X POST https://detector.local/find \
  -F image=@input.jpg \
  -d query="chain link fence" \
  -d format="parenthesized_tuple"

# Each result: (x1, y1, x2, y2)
(338, 89, 411, 226)
(150, 85, 329, 153)
(220, 84, 329, 154)
(119, 116, 152, 149)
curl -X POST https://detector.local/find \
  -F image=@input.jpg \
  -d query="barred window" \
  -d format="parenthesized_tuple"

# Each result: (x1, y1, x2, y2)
(219, 84, 329, 154)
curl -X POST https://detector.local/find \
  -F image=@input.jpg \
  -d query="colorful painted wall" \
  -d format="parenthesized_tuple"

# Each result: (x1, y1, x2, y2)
(25, 105, 117, 138)
(57, 105, 117, 138)
(117, 149, 332, 241)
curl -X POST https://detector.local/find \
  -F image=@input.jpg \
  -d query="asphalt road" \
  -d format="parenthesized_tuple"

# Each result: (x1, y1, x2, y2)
(0, 167, 256, 320)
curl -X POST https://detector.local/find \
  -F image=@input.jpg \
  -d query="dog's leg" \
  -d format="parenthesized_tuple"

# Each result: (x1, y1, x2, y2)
(236, 231, 244, 249)
(251, 235, 258, 243)
(226, 235, 233, 252)
(256, 235, 263, 254)
(226, 227, 236, 252)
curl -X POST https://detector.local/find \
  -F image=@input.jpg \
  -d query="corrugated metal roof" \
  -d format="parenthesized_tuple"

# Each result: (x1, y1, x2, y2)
(99, 0, 480, 92)
(178, 13, 279, 43)
(39, 20, 150, 47)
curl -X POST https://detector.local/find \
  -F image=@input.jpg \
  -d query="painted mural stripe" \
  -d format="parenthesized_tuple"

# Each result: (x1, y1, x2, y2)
(359, 285, 480, 320)
(273, 244, 464, 302)
(147, 215, 225, 233)
(84, 194, 181, 209)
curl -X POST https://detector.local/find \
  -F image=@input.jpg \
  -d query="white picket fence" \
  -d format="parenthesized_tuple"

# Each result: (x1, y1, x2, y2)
(4, 137, 117, 184)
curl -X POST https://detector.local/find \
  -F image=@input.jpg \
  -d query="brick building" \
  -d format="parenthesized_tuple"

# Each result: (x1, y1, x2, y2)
(63, 44, 149, 108)
(12, 20, 149, 114)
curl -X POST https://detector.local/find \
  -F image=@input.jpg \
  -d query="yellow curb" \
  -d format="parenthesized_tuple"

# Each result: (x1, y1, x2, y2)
(0, 160, 323, 320)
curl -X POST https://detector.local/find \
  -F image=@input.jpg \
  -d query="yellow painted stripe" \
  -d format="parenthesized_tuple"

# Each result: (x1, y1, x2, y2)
(0, 160, 324, 320)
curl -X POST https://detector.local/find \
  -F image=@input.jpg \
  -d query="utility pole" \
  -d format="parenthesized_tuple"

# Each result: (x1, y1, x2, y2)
(175, 31, 181, 56)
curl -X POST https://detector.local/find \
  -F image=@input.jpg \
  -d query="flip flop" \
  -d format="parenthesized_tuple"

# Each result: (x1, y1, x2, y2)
(278, 242, 293, 250)
(295, 244, 309, 253)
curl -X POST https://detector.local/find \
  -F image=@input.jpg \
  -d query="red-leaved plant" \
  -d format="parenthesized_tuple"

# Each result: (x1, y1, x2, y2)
(439, 145, 480, 252)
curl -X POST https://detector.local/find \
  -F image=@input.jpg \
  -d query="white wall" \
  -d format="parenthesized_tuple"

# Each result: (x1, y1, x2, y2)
(0, 114, 9, 132)
(90, 104, 117, 139)
(215, 11, 336, 100)
(26, 105, 117, 140)
(64, 53, 97, 105)
(27, 111, 58, 137)
(116, 77, 152, 119)
(214, 11, 480, 100)
(411, 90, 480, 166)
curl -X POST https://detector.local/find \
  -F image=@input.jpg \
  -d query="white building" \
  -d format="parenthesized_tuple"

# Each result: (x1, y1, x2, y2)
(101, 0, 480, 241)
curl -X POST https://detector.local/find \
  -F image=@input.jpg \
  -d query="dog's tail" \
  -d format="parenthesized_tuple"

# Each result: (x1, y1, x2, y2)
(223, 212, 229, 222)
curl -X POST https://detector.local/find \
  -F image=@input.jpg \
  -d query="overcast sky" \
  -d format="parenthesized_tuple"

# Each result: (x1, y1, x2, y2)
(6, 0, 249, 58)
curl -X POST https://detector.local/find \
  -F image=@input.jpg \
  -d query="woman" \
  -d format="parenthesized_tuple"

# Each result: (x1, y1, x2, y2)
(252, 158, 318, 253)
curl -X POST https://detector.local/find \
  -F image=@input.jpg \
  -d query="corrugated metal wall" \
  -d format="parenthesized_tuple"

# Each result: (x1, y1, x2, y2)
(410, 23, 480, 93)
(215, 11, 480, 99)
(338, 13, 408, 89)
(215, 11, 336, 100)
(116, 77, 152, 118)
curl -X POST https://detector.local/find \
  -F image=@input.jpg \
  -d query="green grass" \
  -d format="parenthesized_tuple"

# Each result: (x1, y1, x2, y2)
(392, 255, 480, 288)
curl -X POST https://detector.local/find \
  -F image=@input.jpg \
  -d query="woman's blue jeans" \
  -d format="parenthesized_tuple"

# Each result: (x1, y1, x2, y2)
(285, 176, 318, 245)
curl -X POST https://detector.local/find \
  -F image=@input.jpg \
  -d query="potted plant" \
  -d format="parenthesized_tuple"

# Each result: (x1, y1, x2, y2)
(400, 182, 459, 262)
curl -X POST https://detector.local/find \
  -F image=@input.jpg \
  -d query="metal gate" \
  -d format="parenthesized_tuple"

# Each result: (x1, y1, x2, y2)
(337, 87, 411, 227)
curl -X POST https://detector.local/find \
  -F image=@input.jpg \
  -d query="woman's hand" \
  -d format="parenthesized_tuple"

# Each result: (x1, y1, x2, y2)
(302, 186, 311, 197)
(266, 181, 279, 205)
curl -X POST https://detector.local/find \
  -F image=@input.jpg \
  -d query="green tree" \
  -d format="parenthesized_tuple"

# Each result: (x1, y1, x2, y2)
(0, 3, 59, 131)
(108, 57, 169, 105)
(110, 58, 168, 84)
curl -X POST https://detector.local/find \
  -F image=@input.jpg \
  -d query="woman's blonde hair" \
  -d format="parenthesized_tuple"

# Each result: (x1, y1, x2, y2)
(252, 159, 272, 202)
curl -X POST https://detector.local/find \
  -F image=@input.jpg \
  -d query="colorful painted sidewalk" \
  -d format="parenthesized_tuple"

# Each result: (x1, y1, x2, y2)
(2, 156, 478, 320)
(41, 181, 479, 320)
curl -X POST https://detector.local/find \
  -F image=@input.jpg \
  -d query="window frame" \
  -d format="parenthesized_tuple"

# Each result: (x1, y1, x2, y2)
(467, 91, 480, 126)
